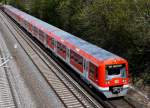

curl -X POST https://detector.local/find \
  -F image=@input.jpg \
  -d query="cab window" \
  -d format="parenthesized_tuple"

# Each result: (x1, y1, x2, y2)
(106, 64, 126, 79)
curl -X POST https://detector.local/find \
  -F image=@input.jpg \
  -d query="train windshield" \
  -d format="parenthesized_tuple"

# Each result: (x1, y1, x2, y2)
(106, 64, 126, 80)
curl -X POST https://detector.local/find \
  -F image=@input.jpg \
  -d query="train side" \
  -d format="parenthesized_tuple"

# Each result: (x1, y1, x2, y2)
(3, 5, 129, 98)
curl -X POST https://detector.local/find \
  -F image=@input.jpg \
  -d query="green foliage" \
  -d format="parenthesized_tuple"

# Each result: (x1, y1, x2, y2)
(56, 0, 87, 31)
(7, 0, 25, 10)
(29, 0, 41, 17)
(8, 0, 150, 85)
(0, 0, 3, 3)
(29, 0, 61, 26)
(39, 0, 61, 26)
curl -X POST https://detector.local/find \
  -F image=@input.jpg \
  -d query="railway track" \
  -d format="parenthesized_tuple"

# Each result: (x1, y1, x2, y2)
(0, 10, 102, 108)
(0, 33, 17, 107)
(107, 98, 136, 108)
(0, 10, 138, 108)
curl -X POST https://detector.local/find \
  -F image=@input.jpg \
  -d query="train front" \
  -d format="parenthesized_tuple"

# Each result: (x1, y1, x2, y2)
(101, 58, 129, 98)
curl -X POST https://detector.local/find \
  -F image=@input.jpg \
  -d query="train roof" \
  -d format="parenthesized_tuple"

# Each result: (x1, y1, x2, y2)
(5, 5, 122, 61)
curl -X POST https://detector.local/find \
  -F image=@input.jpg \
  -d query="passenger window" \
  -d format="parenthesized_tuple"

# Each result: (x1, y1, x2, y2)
(33, 26, 37, 34)
(25, 20, 28, 28)
(51, 38, 55, 46)
(57, 42, 66, 53)
(70, 50, 83, 65)
(78, 58, 83, 65)
(39, 30, 43, 36)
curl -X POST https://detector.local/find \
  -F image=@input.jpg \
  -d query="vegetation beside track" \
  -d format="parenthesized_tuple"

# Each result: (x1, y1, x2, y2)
(2, 0, 150, 87)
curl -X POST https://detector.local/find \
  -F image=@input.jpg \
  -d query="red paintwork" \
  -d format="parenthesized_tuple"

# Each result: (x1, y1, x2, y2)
(100, 58, 129, 87)
(5, 6, 129, 94)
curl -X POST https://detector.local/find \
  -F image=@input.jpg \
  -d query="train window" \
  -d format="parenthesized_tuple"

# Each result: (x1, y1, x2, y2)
(39, 30, 43, 36)
(24, 20, 28, 28)
(107, 68, 120, 75)
(70, 50, 83, 66)
(57, 42, 60, 49)
(51, 38, 55, 46)
(48, 37, 54, 47)
(33, 26, 38, 35)
(106, 64, 126, 79)
(95, 71, 98, 79)
(26, 20, 28, 26)
(78, 58, 83, 65)
(39, 30, 45, 42)
(57, 42, 66, 53)
(33, 26, 35, 31)
(121, 67, 126, 78)
(32, 25, 34, 30)
(89, 62, 98, 80)
(23, 19, 25, 27)
(70, 51, 74, 58)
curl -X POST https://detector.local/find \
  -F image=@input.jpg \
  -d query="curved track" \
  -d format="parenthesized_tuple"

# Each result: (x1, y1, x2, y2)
(0, 10, 138, 108)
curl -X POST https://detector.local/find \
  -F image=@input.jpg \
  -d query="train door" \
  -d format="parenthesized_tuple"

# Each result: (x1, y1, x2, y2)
(31, 25, 35, 37)
(43, 32, 47, 46)
(54, 40, 57, 53)
(66, 48, 70, 63)
(29, 23, 32, 33)
(39, 30, 44, 44)
(32, 25, 38, 37)
(88, 62, 99, 84)
(44, 33, 48, 47)
(83, 59, 89, 79)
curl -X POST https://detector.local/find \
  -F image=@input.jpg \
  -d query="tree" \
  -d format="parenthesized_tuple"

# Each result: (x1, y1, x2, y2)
(8, 0, 25, 10)
(7, 0, 150, 85)
(39, 0, 61, 26)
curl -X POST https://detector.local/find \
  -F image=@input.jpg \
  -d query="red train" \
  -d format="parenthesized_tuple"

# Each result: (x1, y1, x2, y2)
(3, 5, 129, 98)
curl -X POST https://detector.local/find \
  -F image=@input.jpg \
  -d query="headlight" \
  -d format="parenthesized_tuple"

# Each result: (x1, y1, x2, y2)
(106, 81, 110, 84)
(122, 79, 126, 83)
(114, 79, 119, 83)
